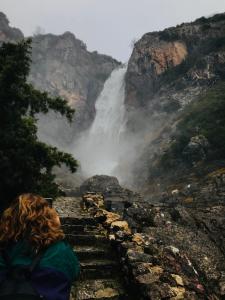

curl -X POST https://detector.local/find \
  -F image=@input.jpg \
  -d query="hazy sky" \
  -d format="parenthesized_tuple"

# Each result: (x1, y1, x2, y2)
(1, 0, 225, 62)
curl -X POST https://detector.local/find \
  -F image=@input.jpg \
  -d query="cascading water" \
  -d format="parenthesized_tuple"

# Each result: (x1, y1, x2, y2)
(74, 66, 128, 179)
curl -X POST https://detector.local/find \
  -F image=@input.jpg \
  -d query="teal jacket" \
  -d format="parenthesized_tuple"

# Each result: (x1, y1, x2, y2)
(0, 239, 80, 300)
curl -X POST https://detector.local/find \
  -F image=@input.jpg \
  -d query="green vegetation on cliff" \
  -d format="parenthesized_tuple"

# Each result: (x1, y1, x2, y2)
(161, 82, 225, 169)
(0, 39, 78, 210)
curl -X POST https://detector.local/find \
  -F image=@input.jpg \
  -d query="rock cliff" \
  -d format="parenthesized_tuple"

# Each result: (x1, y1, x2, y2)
(0, 12, 120, 146)
(30, 32, 120, 143)
(124, 13, 225, 191)
(0, 12, 23, 42)
(126, 13, 225, 109)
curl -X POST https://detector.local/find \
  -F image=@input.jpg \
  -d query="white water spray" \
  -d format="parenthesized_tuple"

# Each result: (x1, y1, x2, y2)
(74, 66, 128, 179)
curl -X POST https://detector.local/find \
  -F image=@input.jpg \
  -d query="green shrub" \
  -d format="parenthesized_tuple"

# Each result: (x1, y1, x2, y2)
(161, 82, 225, 166)
(159, 30, 180, 42)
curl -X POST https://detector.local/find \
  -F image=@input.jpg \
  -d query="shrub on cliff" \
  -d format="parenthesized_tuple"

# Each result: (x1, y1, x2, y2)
(161, 82, 225, 168)
(0, 39, 78, 210)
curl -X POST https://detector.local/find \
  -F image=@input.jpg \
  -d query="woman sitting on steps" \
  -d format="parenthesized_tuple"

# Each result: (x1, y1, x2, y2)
(0, 193, 80, 300)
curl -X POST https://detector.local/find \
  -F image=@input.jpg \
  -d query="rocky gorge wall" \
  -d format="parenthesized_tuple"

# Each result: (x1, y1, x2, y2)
(124, 13, 225, 192)
(0, 12, 120, 148)
(30, 32, 120, 145)
(1, 10, 225, 196)
(125, 13, 225, 109)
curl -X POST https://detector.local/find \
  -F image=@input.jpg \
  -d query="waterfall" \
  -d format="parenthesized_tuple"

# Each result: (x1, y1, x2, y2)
(74, 66, 128, 179)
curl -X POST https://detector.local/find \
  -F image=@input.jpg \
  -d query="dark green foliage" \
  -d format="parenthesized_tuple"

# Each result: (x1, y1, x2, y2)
(161, 100, 181, 113)
(161, 55, 196, 83)
(201, 24, 211, 31)
(195, 16, 208, 24)
(178, 82, 225, 157)
(158, 30, 180, 42)
(160, 82, 225, 168)
(0, 39, 78, 210)
(208, 13, 225, 23)
(196, 14, 225, 24)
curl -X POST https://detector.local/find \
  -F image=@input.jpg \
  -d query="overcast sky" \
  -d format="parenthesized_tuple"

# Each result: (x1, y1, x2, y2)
(1, 0, 225, 62)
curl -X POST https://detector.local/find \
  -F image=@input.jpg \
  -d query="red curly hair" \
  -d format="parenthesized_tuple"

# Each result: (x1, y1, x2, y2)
(0, 193, 64, 250)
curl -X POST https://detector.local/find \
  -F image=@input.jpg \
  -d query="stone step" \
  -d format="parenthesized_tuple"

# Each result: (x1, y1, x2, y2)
(71, 279, 127, 300)
(74, 245, 113, 260)
(62, 224, 100, 235)
(66, 234, 109, 246)
(80, 268, 119, 280)
(60, 215, 98, 226)
(61, 217, 97, 226)
(80, 259, 119, 280)
(81, 259, 117, 269)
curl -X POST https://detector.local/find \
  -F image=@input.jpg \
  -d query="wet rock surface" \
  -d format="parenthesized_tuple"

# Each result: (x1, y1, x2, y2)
(76, 175, 225, 299)
(54, 196, 133, 300)
(80, 175, 142, 215)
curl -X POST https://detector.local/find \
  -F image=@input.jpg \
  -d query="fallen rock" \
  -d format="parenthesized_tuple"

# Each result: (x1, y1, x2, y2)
(80, 175, 123, 195)
(171, 274, 184, 286)
(83, 192, 104, 209)
(136, 272, 160, 285)
(132, 233, 145, 246)
(182, 135, 209, 163)
(170, 286, 186, 299)
(110, 220, 131, 235)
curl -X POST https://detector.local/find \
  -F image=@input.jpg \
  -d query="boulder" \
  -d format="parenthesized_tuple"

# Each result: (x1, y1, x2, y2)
(80, 175, 123, 195)
(110, 220, 131, 235)
(182, 135, 210, 163)
(83, 192, 104, 209)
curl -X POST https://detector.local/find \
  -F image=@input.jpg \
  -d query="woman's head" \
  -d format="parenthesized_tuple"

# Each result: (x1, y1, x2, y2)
(0, 193, 64, 249)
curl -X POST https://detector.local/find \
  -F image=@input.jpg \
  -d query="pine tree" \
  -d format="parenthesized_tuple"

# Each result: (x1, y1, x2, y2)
(0, 39, 78, 210)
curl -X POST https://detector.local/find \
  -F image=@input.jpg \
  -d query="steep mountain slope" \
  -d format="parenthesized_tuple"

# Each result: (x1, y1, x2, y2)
(0, 12, 120, 147)
(124, 13, 225, 192)
(0, 12, 23, 42)
(30, 32, 120, 144)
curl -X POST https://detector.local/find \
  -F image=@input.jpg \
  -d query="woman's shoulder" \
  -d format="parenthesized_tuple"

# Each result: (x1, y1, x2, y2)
(41, 239, 75, 263)
(45, 239, 71, 253)
(40, 239, 80, 281)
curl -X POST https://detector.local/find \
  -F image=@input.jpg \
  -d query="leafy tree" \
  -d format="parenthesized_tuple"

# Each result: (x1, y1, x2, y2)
(0, 39, 78, 210)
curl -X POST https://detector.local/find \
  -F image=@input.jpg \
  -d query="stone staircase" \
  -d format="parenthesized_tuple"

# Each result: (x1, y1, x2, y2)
(54, 197, 131, 300)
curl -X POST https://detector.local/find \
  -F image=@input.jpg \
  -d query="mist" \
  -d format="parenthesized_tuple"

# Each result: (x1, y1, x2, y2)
(36, 65, 161, 191)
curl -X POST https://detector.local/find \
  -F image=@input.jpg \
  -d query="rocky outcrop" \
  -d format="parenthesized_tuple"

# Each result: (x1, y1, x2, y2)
(0, 12, 23, 43)
(79, 175, 142, 214)
(182, 135, 210, 163)
(125, 13, 225, 110)
(30, 32, 120, 141)
(123, 13, 225, 190)
(0, 12, 120, 146)
(79, 178, 225, 299)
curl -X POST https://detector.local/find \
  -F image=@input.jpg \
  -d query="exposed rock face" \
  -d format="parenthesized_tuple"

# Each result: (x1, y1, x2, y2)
(182, 135, 210, 163)
(0, 12, 120, 146)
(125, 13, 225, 109)
(79, 175, 142, 215)
(80, 175, 123, 195)
(124, 13, 225, 190)
(146, 41, 188, 75)
(30, 32, 120, 140)
(81, 189, 225, 299)
(0, 12, 23, 43)
(126, 38, 187, 107)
